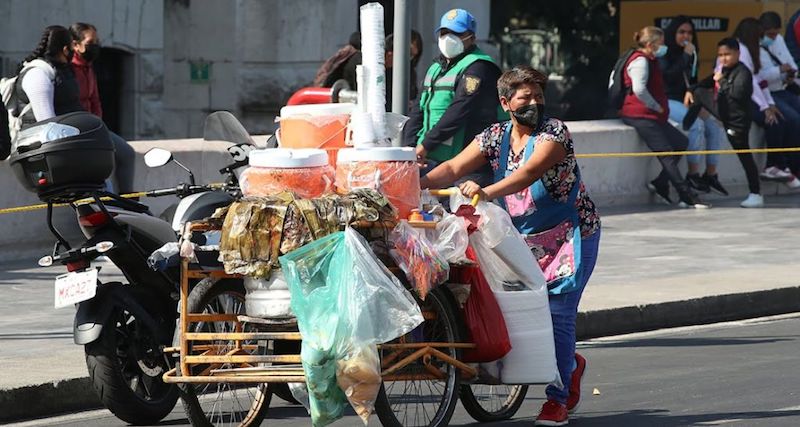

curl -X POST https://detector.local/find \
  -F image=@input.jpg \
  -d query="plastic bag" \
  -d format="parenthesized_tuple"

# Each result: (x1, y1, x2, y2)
(431, 213, 470, 264)
(471, 230, 560, 386)
(455, 246, 512, 363)
(147, 242, 181, 271)
(388, 220, 450, 300)
(336, 344, 382, 423)
(279, 228, 423, 426)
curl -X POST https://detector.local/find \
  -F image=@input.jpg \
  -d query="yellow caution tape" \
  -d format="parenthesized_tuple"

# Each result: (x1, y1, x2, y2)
(1, 146, 800, 215)
(575, 146, 800, 159)
(0, 191, 148, 215)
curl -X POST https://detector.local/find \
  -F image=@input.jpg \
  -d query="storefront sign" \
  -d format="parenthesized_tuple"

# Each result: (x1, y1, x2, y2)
(655, 16, 729, 32)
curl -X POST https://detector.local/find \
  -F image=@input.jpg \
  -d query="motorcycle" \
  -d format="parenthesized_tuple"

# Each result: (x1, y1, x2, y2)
(28, 112, 253, 425)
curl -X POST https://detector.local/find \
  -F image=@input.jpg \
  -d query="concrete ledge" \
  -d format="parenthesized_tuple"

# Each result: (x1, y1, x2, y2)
(3, 286, 798, 422)
(577, 286, 800, 340)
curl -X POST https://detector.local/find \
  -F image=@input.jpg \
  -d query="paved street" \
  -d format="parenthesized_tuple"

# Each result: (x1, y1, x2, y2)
(6, 314, 800, 427)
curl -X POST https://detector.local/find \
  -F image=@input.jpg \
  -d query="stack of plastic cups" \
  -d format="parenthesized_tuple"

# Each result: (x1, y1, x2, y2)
(359, 2, 387, 141)
(350, 111, 376, 147)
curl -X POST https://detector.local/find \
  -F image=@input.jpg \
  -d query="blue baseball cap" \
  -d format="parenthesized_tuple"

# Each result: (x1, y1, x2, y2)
(436, 9, 476, 35)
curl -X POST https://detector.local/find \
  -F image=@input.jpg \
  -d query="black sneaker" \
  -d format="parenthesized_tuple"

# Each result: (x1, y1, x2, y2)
(686, 173, 710, 193)
(647, 180, 673, 205)
(678, 191, 711, 209)
(703, 173, 729, 196)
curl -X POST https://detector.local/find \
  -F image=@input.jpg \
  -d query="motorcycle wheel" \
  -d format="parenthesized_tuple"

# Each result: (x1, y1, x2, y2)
(85, 306, 179, 425)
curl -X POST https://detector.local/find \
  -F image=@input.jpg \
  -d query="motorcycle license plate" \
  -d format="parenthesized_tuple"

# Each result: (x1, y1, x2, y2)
(54, 269, 98, 308)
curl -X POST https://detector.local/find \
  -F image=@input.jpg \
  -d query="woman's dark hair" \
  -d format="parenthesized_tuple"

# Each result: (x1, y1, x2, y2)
(664, 16, 699, 58)
(733, 18, 763, 73)
(348, 32, 361, 50)
(385, 29, 424, 66)
(19, 25, 72, 72)
(69, 22, 97, 43)
(497, 66, 548, 100)
(410, 29, 423, 67)
(759, 11, 782, 31)
(718, 37, 740, 51)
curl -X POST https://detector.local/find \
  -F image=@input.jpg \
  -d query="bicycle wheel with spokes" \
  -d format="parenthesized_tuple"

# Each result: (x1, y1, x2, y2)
(374, 287, 462, 427)
(460, 383, 528, 422)
(176, 279, 272, 427)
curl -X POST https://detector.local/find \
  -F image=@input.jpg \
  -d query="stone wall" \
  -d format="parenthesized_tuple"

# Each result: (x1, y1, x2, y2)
(0, 0, 164, 140)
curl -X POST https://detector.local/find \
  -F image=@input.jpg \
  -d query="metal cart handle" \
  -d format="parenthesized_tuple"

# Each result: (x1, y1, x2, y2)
(427, 188, 480, 207)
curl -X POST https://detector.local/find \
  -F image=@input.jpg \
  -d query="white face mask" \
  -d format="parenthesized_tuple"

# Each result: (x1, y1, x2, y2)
(438, 33, 465, 59)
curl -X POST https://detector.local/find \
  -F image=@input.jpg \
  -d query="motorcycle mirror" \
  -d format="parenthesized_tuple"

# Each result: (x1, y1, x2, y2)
(144, 148, 173, 168)
(95, 241, 114, 253)
(38, 255, 53, 267)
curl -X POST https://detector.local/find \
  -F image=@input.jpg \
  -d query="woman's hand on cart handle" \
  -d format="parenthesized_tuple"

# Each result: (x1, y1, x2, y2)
(427, 187, 481, 206)
(457, 181, 486, 205)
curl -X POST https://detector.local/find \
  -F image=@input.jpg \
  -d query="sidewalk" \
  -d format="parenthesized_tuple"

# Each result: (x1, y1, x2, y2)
(1, 193, 799, 422)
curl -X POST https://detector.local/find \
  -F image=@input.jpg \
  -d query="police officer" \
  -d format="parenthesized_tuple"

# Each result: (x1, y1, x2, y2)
(403, 8, 502, 186)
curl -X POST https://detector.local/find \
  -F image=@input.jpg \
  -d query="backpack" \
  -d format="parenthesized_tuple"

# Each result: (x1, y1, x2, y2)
(607, 48, 636, 110)
(0, 59, 56, 147)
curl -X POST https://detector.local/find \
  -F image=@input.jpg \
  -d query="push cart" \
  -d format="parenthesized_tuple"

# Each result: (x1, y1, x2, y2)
(162, 190, 528, 427)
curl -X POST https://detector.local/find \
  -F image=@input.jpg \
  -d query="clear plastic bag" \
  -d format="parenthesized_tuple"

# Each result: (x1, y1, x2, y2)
(431, 213, 470, 264)
(279, 228, 423, 426)
(388, 220, 450, 300)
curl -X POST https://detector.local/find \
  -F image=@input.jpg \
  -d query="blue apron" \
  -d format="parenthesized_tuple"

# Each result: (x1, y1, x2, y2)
(494, 122, 583, 294)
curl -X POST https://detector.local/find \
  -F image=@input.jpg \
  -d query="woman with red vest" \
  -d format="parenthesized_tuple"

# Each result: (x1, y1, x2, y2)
(620, 26, 708, 208)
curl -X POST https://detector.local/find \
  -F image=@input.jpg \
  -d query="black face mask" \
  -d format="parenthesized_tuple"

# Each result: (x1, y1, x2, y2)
(511, 103, 546, 130)
(81, 44, 101, 62)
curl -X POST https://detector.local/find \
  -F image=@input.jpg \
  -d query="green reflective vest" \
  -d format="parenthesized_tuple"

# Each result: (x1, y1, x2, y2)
(417, 49, 500, 162)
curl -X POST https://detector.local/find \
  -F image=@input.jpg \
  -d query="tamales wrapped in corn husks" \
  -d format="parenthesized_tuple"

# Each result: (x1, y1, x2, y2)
(219, 189, 398, 277)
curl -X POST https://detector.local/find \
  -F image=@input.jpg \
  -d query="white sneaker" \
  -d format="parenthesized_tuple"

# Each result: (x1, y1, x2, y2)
(786, 176, 800, 189)
(740, 193, 764, 208)
(760, 166, 793, 180)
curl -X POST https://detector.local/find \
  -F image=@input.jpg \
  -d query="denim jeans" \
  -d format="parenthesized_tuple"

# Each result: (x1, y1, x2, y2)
(768, 91, 800, 174)
(668, 100, 724, 167)
(545, 228, 601, 404)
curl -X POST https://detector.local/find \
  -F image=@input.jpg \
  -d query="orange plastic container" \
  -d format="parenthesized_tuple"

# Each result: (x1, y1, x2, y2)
(240, 148, 334, 199)
(278, 103, 354, 167)
(335, 147, 420, 219)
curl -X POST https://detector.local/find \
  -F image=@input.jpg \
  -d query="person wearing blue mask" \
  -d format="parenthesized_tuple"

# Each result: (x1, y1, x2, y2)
(403, 8, 502, 188)
(619, 26, 706, 208)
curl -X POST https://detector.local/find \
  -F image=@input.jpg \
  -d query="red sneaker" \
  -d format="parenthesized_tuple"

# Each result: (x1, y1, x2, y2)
(566, 353, 587, 414)
(534, 400, 569, 426)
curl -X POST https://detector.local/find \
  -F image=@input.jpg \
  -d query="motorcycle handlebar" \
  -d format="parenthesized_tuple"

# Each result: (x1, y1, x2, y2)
(145, 184, 212, 198)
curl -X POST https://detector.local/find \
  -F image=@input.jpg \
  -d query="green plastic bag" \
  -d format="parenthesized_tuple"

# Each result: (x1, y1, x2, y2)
(279, 228, 423, 426)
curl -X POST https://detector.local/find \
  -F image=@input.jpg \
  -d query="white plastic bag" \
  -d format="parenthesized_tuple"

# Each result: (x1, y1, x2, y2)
(450, 193, 559, 386)
(432, 213, 470, 264)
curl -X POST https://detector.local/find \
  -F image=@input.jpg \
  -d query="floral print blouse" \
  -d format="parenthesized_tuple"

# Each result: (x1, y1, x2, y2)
(476, 119, 601, 238)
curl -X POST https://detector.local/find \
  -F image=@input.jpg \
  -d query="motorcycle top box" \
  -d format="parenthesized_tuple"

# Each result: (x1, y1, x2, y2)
(9, 111, 114, 202)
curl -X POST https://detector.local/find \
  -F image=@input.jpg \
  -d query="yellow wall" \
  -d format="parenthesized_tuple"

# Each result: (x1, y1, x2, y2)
(620, 1, 800, 76)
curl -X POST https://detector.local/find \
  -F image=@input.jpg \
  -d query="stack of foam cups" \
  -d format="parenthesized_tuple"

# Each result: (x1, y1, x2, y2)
(359, 2, 387, 143)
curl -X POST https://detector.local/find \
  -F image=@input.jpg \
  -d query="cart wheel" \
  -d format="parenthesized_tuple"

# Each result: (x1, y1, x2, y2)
(374, 287, 462, 427)
(176, 279, 272, 427)
(460, 384, 528, 422)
